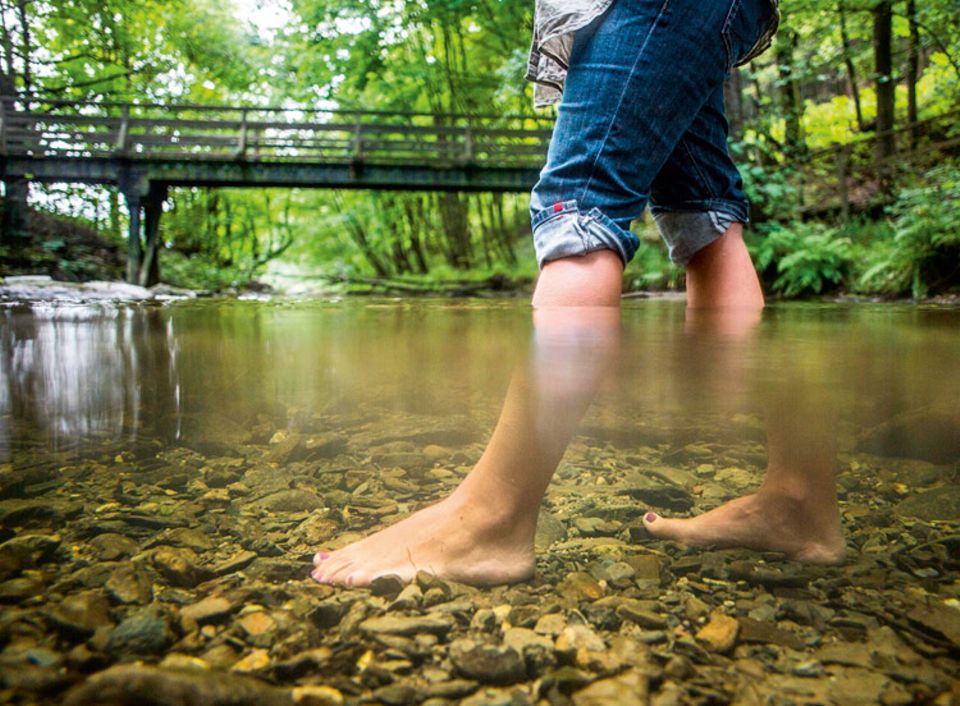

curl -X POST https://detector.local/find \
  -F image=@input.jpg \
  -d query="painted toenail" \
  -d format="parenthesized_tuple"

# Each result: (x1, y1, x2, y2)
(645, 512, 658, 523)
(315, 552, 330, 561)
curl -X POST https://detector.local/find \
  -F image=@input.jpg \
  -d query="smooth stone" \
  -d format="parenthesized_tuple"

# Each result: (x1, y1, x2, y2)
(389, 584, 423, 611)
(420, 679, 480, 699)
(105, 565, 154, 605)
(555, 625, 605, 659)
(0, 575, 45, 603)
(212, 550, 258, 576)
(571, 669, 648, 706)
(152, 547, 212, 588)
(695, 612, 739, 653)
(449, 639, 526, 685)
(255, 488, 320, 513)
(534, 613, 566, 637)
(618, 486, 693, 512)
(588, 559, 635, 585)
(558, 572, 604, 601)
(372, 684, 418, 705)
(106, 609, 171, 659)
(159, 654, 211, 671)
(535, 509, 567, 551)
(459, 687, 531, 706)
(359, 614, 454, 636)
(181, 596, 233, 625)
(0, 533, 61, 566)
(624, 555, 660, 583)
(237, 611, 277, 647)
(291, 685, 345, 706)
(90, 534, 138, 561)
(895, 486, 960, 521)
(62, 664, 291, 706)
(48, 591, 113, 639)
(232, 649, 271, 673)
(738, 617, 804, 650)
(617, 600, 668, 630)
(503, 627, 556, 676)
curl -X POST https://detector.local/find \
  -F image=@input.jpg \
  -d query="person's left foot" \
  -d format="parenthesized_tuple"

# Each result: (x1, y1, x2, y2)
(642, 487, 846, 564)
(311, 490, 536, 587)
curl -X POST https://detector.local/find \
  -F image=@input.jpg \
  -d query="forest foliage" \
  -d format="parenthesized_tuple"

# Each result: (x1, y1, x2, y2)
(1, 0, 959, 298)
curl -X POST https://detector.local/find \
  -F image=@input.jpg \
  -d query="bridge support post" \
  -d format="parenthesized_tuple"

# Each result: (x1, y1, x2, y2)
(1, 177, 30, 243)
(123, 189, 142, 285)
(140, 183, 167, 287)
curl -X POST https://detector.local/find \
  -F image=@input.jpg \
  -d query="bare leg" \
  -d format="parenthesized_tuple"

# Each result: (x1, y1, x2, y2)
(685, 222, 764, 310)
(644, 230, 845, 563)
(311, 251, 623, 587)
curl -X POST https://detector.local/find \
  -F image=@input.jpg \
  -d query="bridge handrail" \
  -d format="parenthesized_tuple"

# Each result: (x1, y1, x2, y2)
(1, 95, 556, 125)
(0, 98, 554, 167)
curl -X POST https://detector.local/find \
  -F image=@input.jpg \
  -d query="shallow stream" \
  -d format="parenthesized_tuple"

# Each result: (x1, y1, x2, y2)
(0, 298, 958, 704)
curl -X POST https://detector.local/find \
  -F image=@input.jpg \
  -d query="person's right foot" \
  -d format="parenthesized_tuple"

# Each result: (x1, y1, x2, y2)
(642, 488, 846, 564)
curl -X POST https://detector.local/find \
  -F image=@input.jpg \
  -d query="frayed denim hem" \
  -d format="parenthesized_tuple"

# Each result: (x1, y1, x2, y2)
(651, 201, 749, 266)
(531, 200, 640, 270)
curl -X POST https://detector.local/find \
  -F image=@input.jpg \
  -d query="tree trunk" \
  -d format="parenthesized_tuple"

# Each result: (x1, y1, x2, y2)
(906, 0, 919, 150)
(775, 29, 804, 157)
(838, 1, 865, 132)
(873, 0, 896, 160)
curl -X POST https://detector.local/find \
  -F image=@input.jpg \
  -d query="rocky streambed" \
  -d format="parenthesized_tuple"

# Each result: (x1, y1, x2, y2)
(1, 412, 959, 705)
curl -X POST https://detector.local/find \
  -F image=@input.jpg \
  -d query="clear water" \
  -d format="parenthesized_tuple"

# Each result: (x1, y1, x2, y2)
(3, 298, 957, 480)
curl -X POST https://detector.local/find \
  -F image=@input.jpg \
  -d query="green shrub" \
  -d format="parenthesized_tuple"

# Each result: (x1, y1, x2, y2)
(748, 222, 853, 298)
(857, 161, 960, 298)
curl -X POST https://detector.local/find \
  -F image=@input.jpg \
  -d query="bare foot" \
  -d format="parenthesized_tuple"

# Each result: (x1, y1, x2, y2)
(311, 491, 536, 587)
(642, 488, 846, 564)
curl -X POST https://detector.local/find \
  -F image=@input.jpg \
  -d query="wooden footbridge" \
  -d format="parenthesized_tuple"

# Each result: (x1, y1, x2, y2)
(0, 97, 553, 284)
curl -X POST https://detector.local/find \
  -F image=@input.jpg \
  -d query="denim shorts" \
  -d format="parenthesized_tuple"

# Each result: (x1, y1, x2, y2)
(530, 0, 778, 268)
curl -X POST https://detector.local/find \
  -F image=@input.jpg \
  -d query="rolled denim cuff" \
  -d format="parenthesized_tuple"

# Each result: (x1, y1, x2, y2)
(650, 200, 750, 266)
(531, 200, 639, 270)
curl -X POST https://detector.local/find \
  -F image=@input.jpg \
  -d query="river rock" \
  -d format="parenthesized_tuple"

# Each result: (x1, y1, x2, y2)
(359, 614, 454, 636)
(617, 599, 668, 629)
(0, 575, 45, 603)
(255, 488, 321, 513)
(503, 627, 556, 676)
(449, 639, 526, 685)
(535, 509, 567, 551)
(895, 486, 960, 521)
(0, 533, 61, 567)
(555, 625, 605, 660)
(181, 596, 233, 626)
(237, 610, 278, 647)
(370, 574, 406, 598)
(105, 609, 171, 659)
(90, 534, 138, 561)
(152, 547, 212, 588)
(62, 664, 291, 706)
(571, 668, 647, 706)
(105, 565, 154, 605)
(48, 591, 113, 640)
(291, 685, 344, 706)
(534, 613, 566, 637)
(588, 559, 635, 585)
(558, 572, 604, 601)
(695, 612, 739, 653)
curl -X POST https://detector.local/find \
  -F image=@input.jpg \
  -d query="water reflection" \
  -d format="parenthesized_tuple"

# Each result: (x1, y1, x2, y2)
(1, 299, 957, 499)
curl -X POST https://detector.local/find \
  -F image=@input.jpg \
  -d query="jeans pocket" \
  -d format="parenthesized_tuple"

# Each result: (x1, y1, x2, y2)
(721, 0, 775, 70)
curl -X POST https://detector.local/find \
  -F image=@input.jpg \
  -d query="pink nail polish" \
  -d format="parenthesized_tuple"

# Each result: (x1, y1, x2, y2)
(316, 552, 330, 560)
(645, 512, 657, 523)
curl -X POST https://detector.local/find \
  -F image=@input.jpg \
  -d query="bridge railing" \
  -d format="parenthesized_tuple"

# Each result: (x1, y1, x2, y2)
(0, 98, 555, 167)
